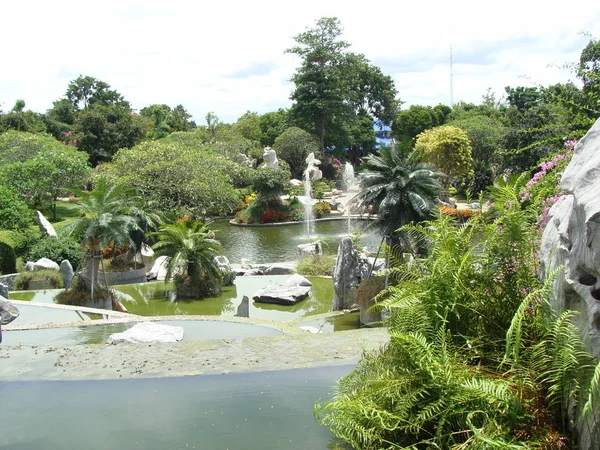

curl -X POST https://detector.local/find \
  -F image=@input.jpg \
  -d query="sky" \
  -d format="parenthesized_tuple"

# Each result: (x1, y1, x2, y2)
(2, 0, 600, 124)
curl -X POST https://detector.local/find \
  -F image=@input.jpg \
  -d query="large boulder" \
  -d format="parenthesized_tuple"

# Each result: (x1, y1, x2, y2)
(59, 260, 74, 289)
(0, 296, 19, 325)
(253, 284, 311, 306)
(0, 283, 8, 299)
(297, 241, 323, 257)
(33, 258, 59, 271)
(214, 255, 236, 286)
(264, 264, 295, 275)
(35, 210, 57, 238)
(107, 322, 184, 344)
(147, 256, 169, 281)
(284, 274, 312, 287)
(332, 238, 360, 310)
(540, 118, 600, 449)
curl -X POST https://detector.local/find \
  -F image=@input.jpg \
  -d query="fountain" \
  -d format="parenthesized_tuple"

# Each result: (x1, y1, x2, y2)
(343, 162, 358, 235)
(303, 153, 322, 237)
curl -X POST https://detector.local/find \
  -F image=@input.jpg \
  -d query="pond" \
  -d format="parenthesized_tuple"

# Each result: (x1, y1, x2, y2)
(10, 276, 337, 323)
(2, 320, 283, 346)
(0, 366, 351, 450)
(212, 218, 382, 263)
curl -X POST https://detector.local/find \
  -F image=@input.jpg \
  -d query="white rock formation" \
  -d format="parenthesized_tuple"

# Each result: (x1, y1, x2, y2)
(33, 258, 59, 271)
(35, 211, 57, 238)
(107, 322, 184, 344)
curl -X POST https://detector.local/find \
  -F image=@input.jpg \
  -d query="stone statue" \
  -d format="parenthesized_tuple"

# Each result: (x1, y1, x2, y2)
(305, 152, 322, 181)
(263, 146, 279, 168)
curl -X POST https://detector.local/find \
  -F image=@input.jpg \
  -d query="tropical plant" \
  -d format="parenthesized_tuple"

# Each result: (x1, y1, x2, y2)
(353, 145, 443, 239)
(251, 167, 290, 208)
(150, 220, 224, 299)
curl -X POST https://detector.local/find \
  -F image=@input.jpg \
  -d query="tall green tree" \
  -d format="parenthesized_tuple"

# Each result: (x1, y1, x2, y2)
(65, 75, 129, 109)
(273, 127, 319, 179)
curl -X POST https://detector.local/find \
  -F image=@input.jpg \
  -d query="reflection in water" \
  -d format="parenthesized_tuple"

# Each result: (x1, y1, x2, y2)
(0, 366, 353, 450)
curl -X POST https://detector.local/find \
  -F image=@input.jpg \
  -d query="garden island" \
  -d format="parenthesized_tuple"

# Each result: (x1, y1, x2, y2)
(1, 16, 600, 450)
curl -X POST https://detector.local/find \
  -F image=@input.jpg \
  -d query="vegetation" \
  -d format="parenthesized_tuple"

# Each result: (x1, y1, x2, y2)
(26, 235, 85, 270)
(14, 269, 63, 290)
(150, 220, 223, 299)
(273, 127, 319, 179)
(0, 185, 33, 230)
(296, 254, 336, 276)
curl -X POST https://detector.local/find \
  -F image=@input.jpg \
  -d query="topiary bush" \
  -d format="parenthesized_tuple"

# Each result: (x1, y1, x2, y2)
(26, 235, 85, 270)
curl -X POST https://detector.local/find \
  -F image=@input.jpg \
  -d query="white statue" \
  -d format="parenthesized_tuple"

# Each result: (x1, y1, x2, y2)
(305, 152, 323, 181)
(263, 146, 279, 168)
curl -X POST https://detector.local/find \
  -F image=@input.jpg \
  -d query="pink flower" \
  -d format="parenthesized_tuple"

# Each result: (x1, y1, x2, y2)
(65, 131, 72, 137)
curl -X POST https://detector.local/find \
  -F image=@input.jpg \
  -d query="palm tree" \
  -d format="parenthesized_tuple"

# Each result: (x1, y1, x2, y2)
(150, 220, 224, 299)
(66, 182, 144, 298)
(353, 146, 443, 242)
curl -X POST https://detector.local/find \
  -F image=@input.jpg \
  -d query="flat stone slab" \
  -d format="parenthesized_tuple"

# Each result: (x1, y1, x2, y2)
(107, 322, 184, 344)
(253, 285, 311, 305)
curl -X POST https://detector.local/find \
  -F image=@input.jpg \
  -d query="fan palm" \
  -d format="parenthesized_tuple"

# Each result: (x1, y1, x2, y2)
(150, 220, 223, 299)
(353, 146, 443, 239)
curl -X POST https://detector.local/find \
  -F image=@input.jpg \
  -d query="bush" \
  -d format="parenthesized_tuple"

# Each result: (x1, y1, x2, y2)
(251, 167, 290, 205)
(273, 127, 319, 179)
(0, 241, 16, 274)
(296, 255, 336, 276)
(0, 185, 33, 230)
(14, 269, 64, 290)
(313, 202, 331, 218)
(27, 235, 85, 270)
(259, 209, 289, 224)
(54, 276, 116, 306)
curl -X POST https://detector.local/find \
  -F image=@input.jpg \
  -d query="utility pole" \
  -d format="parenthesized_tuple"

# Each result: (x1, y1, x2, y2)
(450, 45, 454, 107)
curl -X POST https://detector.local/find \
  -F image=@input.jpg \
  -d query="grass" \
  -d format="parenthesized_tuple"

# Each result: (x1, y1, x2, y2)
(296, 255, 336, 276)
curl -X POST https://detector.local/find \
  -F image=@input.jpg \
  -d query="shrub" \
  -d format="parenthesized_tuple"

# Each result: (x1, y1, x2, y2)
(54, 276, 116, 306)
(251, 167, 290, 206)
(0, 241, 16, 274)
(259, 209, 289, 224)
(0, 185, 33, 230)
(313, 202, 331, 218)
(296, 255, 336, 276)
(14, 269, 64, 290)
(273, 127, 319, 179)
(27, 235, 85, 270)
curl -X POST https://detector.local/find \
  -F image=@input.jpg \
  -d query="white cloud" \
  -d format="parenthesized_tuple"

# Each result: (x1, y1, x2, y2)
(2, 0, 599, 122)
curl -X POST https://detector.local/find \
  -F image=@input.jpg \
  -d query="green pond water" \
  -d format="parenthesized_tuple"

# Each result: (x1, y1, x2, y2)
(0, 366, 350, 450)
(11, 276, 336, 323)
(212, 218, 381, 263)
(2, 320, 283, 346)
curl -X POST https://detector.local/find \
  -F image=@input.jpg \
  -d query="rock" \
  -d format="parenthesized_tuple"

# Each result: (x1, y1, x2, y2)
(253, 284, 311, 305)
(235, 153, 257, 168)
(299, 326, 321, 333)
(332, 237, 360, 310)
(214, 255, 236, 286)
(59, 260, 74, 289)
(448, 197, 457, 208)
(243, 269, 264, 276)
(539, 118, 600, 450)
(33, 258, 59, 271)
(147, 256, 169, 281)
(107, 322, 184, 344)
(25, 261, 35, 271)
(0, 283, 8, 299)
(366, 256, 386, 274)
(284, 274, 312, 287)
(263, 265, 295, 275)
(240, 258, 252, 269)
(235, 295, 250, 318)
(140, 243, 154, 258)
(297, 241, 323, 256)
(263, 146, 279, 168)
(0, 296, 19, 325)
(469, 202, 481, 209)
(289, 179, 302, 186)
(35, 210, 57, 238)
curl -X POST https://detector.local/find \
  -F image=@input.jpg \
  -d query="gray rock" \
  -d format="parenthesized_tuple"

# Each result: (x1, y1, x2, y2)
(35, 210, 57, 238)
(59, 260, 74, 289)
(0, 296, 19, 325)
(25, 261, 35, 271)
(243, 269, 264, 276)
(297, 241, 323, 256)
(107, 322, 184, 344)
(253, 284, 311, 305)
(284, 274, 312, 287)
(235, 295, 250, 318)
(0, 283, 8, 299)
(469, 202, 481, 209)
(332, 237, 360, 310)
(215, 255, 236, 286)
(539, 118, 600, 449)
(33, 258, 59, 271)
(264, 265, 295, 275)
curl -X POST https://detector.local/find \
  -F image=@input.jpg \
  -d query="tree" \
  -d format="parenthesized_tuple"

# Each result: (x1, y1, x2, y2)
(251, 167, 290, 208)
(391, 105, 450, 153)
(505, 86, 540, 111)
(150, 220, 223, 299)
(414, 126, 473, 190)
(287, 17, 351, 154)
(0, 130, 57, 164)
(11, 100, 25, 113)
(353, 145, 443, 239)
(65, 75, 129, 110)
(259, 109, 289, 146)
(0, 185, 32, 230)
(139, 104, 196, 139)
(273, 127, 319, 179)
(232, 111, 262, 143)
(578, 38, 600, 101)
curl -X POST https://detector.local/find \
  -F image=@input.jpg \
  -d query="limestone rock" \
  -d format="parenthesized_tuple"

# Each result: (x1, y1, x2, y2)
(107, 322, 184, 344)
(0, 283, 8, 299)
(253, 284, 310, 305)
(539, 118, 600, 450)
(263, 265, 295, 275)
(243, 269, 264, 276)
(35, 210, 57, 238)
(25, 261, 35, 271)
(59, 260, 74, 289)
(215, 255, 236, 286)
(332, 237, 360, 310)
(240, 258, 252, 269)
(297, 241, 323, 257)
(147, 256, 169, 281)
(235, 295, 250, 318)
(33, 258, 59, 271)
(0, 296, 19, 325)
(284, 274, 312, 287)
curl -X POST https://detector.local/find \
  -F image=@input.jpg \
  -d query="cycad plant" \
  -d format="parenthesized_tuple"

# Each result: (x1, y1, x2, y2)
(353, 145, 443, 240)
(150, 220, 223, 299)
